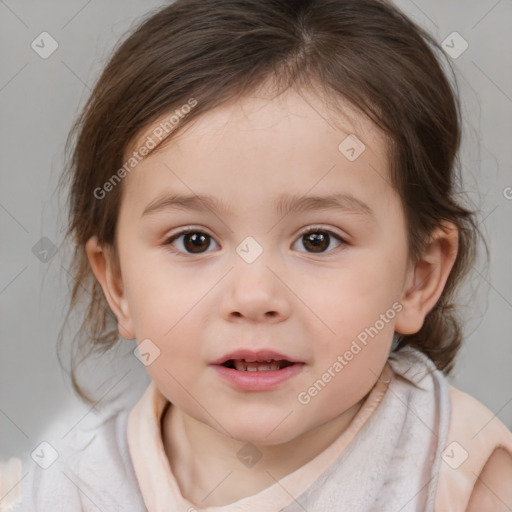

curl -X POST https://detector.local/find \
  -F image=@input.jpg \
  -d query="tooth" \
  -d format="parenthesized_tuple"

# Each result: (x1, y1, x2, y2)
(232, 360, 282, 371)
(234, 360, 247, 371)
(259, 363, 281, 371)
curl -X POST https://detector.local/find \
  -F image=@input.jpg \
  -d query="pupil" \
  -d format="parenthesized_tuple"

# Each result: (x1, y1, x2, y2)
(184, 232, 209, 253)
(304, 232, 328, 252)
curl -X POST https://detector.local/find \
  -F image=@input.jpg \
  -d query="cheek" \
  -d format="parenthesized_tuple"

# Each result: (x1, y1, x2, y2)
(140, 317, 204, 400)
(121, 248, 208, 333)
(302, 254, 398, 372)
(310, 254, 400, 325)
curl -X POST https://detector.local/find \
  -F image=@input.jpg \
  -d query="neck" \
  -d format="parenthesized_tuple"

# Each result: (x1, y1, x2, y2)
(161, 398, 364, 507)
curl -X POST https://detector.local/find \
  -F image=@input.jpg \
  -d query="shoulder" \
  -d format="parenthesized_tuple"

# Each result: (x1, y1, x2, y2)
(0, 458, 23, 511)
(466, 447, 512, 511)
(7, 408, 145, 511)
(435, 385, 512, 512)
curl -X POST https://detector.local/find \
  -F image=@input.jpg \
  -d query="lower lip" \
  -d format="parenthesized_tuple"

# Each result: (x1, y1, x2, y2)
(211, 363, 304, 391)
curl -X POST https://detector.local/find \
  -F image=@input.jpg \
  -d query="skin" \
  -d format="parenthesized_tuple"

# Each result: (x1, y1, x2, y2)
(86, 84, 464, 507)
(467, 448, 512, 511)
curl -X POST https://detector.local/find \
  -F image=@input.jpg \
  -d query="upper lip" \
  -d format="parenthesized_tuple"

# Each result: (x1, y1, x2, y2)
(211, 349, 303, 365)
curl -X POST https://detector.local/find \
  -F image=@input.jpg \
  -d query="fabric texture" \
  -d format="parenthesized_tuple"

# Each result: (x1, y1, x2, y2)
(3, 409, 146, 512)
(435, 385, 512, 511)
(126, 360, 393, 511)
(125, 347, 453, 511)
(4, 346, 512, 511)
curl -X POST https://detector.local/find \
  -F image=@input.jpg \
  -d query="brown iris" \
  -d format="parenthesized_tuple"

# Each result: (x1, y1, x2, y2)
(183, 232, 210, 253)
(302, 231, 330, 253)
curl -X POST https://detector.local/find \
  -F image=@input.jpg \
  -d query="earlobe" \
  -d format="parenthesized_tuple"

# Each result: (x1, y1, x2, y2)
(85, 236, 136, 340)
(395, 222, 459, 335)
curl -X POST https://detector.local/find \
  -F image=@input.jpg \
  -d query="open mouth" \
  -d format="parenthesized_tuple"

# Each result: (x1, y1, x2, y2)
(221, 359, 296, 372)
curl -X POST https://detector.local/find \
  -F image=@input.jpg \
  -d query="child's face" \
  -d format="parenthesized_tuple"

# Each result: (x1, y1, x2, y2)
(113, 87, 413, 444)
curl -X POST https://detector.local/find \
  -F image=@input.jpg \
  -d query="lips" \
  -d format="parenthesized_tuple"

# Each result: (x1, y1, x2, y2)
(211, 348, 305, 390)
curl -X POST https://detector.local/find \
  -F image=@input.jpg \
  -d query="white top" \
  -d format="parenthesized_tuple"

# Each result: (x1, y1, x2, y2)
(3, 346, 512, 511)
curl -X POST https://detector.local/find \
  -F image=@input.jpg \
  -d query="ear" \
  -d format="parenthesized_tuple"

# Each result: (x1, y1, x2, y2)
(394, 222, 459, 335)
(85, 235, 136, 340)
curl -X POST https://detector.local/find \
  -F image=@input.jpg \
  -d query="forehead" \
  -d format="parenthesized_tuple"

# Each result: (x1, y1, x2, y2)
(128, 86, 384, 155)
(121, 87, 395, 218)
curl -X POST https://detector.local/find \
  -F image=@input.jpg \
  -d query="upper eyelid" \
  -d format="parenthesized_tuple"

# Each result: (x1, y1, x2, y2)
(296, 225, 347, 240)
(166, 225, 347, 240)
(165, 226, 215, 241)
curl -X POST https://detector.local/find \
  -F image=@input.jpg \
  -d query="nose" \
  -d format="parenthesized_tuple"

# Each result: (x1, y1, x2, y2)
(219, 259, 292, 324)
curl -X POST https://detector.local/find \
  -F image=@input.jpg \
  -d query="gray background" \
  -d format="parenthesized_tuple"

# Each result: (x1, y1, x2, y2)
(1, 0, 511, 463)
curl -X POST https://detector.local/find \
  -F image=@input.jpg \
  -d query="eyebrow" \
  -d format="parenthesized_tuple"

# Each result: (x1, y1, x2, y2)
(141, 191, 374, 219)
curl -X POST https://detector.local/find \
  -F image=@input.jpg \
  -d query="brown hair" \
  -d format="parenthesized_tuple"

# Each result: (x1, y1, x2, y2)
(57, 0, 485, 405)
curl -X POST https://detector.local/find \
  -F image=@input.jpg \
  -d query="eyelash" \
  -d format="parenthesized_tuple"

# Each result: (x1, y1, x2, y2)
(162, 226, 348, 257)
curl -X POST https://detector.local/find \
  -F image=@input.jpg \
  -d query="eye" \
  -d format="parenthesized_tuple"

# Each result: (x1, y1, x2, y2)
(292, 227, 346, 254)
(163, 228, 220, 255)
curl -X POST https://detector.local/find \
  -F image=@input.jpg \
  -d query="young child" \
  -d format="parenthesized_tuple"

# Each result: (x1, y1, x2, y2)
(5, 0, 512, 510)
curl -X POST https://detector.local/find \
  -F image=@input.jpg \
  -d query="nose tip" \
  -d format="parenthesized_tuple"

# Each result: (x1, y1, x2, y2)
(220, 256, 292, 323)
